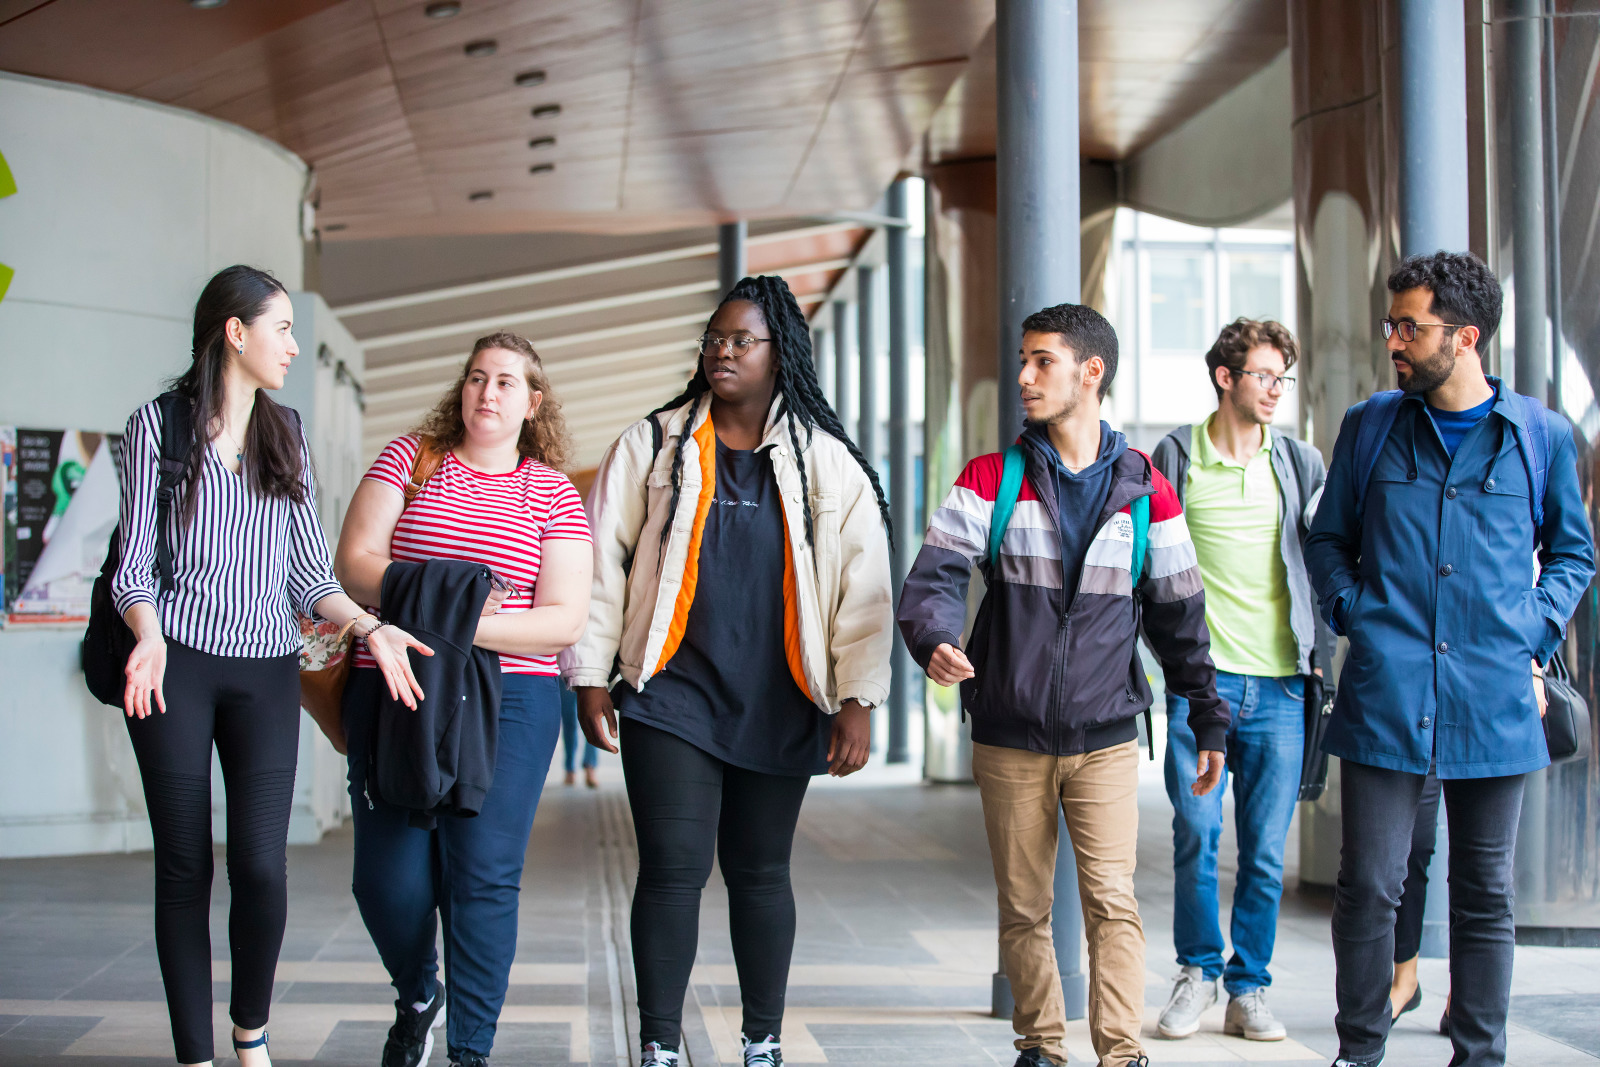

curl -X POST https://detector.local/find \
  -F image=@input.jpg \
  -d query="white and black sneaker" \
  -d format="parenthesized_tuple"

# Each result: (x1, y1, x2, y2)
(743, 1034, 782, 1067)
(382, 985, 445, 1067)
(641, 1042, 680, 1066)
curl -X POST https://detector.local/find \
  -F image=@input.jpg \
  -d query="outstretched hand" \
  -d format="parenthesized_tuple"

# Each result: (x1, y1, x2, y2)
(367, 625, 433, 709)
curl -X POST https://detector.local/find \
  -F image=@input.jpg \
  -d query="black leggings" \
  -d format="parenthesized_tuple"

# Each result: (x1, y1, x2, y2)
(621, 718, 810, 1048)
(123, 640, 301, 1064)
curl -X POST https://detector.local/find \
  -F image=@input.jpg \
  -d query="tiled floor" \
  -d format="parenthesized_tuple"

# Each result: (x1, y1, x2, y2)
(2, 754, 1597, 1066)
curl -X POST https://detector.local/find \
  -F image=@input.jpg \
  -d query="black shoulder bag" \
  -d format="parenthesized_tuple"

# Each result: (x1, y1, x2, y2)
(82, 393, 192, 707)
(1282, 437, 1335, 801)
(1542, 649, 1590, 763)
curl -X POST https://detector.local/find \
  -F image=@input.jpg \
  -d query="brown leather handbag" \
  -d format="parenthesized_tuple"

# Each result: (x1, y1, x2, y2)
(297, 438, 447, 754)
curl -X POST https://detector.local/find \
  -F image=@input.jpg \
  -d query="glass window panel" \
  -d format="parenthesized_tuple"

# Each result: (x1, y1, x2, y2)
(1148, 251, 1207, 350)
(1229, 253, 1284, 323)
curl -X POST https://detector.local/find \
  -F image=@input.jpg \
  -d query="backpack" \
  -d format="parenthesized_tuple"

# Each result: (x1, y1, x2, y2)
(82, 393, 192, 708)
(1351, 389, 1550, 526)
(985, 442, 1155, 756)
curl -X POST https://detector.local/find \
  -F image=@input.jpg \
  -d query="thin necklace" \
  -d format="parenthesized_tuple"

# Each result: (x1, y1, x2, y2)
(219, 426, 244, 463)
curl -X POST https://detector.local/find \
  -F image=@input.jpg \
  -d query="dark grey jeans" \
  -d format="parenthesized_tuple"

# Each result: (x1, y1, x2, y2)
(1332, 760, 1525, 1067)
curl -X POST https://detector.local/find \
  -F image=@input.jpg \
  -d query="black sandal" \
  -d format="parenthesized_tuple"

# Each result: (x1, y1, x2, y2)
(233, 1029, 269, 1060)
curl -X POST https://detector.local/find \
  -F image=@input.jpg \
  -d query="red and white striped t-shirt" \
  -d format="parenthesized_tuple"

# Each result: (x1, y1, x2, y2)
(354, 434, 592, 675)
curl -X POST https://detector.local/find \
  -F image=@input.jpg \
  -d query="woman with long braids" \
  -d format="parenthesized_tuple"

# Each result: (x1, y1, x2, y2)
(564, 275, 894, 1067)
(115, 265, 429, 1067)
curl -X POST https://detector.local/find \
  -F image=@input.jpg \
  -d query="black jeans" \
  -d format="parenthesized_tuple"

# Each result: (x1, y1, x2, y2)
(621, 718, 810, 1048)
(1333, 760, 1524, 1067)
(1393, 771, 1443, 963)
(123, 641, 301, 1064)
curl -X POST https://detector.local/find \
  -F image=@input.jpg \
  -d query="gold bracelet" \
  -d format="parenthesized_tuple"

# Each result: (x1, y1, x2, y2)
(337, 612, 379, 643)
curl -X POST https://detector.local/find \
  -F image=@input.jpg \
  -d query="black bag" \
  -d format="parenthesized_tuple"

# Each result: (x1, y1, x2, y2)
(1542, 649, 1590, 763)
(1298, 671, 1336, 800)
(82, 393, 192, 708)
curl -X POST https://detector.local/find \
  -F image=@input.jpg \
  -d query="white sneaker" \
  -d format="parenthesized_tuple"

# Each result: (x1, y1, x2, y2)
(1225, 987, 1287, 1041)
(1157, 965, 1217, 1039)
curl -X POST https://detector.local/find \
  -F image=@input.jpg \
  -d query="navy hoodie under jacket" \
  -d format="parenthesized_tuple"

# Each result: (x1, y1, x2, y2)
(1023, 422, 1126, 600)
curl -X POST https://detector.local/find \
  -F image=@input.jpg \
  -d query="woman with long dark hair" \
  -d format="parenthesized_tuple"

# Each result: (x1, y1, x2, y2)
(565, 275, 895, 1067)
(115, 265, 429, 1067)
(335, 332, 593, 1067)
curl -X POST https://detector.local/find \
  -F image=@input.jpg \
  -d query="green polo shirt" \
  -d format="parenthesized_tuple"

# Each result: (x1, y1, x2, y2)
(1184, 418, 1299, 678)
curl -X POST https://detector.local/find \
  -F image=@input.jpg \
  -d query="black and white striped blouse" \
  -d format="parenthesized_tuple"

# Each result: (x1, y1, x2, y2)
(111, 398, 344, 658)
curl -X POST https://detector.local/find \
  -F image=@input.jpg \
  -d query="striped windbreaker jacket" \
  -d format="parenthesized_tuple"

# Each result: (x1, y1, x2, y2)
(898, 444, 1230, 756)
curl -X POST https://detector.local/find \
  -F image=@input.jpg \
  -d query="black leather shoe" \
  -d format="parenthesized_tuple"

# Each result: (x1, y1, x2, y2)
(1013, 1049, 1056, 1067)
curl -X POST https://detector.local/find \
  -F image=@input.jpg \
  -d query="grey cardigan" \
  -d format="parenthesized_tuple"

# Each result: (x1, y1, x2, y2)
(1150, 424, 1333, 676)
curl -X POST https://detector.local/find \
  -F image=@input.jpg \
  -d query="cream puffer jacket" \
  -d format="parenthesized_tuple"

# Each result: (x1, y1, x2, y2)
(560, 394, 894, 714)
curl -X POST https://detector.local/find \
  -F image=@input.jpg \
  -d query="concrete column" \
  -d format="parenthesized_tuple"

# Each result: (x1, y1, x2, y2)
(857, 266, 878, 469)
(1397, 0, 1471, 961)
(833, 300, 853, 426)
(1543, 0, 1563, 408)
(813, 325, 828, 383)
(886, 179, 914, 764)
(1508, 0, 1547, 400)
(993, 0, 1087, 1021)
(718, 220, 747, 297)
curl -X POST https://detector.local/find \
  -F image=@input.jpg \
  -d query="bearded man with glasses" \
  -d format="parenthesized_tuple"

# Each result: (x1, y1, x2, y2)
(1306, 251, 1594, 1067)
(1149, 318, 1331, 1044)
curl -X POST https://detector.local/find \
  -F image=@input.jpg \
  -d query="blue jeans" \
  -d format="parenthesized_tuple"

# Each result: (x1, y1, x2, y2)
(1164, 670, 1304, 995)
(559, 683, 599, 773)
(345, 670, 561, 1059)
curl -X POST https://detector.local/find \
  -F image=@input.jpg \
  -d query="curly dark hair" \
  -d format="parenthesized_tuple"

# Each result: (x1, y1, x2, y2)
(413, 331, 572, 470)
(649, 275, 892, 556)
(1205, 318, 1299, 398)
(1386, 251, 1503, 348)
(1020, 303, 1120, 399)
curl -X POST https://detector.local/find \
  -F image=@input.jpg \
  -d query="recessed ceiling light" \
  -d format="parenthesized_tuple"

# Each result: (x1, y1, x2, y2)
(528, 135, 556, 149)
(468, 190, 494, 202)
(463, 39, 497, 58)
(514, 69, 547, 88)
(531, 103, 561, 119)
(424, 1, 461, 17)
(529, 162, 555, 175)
(323, 223, 349, 233)
(188, 0, 228, 8)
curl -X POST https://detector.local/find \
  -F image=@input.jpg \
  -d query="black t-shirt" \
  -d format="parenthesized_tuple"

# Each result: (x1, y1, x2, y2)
(617, 439, 831, 776)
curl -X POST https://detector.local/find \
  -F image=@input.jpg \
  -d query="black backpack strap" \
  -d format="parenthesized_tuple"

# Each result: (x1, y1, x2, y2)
(152, 392, 192, 597)
(649, 411, 664, 459)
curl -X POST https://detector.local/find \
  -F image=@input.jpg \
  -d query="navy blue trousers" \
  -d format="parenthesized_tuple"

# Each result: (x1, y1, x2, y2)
(345, 669, 561, 1059)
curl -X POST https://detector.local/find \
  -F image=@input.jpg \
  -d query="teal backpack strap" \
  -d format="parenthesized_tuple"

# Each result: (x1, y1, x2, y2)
(988, 445, 1027, 571)
(1129, 492, 1151, 588)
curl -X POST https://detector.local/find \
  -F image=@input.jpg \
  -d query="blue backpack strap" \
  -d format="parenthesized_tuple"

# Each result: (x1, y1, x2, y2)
(988, 445, 1027, 571)
(1510, 392, 1550, 529)
(1129, 492, 1150, 588)
(1352, 390, 1404, 512)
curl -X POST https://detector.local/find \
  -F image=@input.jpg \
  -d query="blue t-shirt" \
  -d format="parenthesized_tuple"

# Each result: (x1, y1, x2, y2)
(1427, 393, 1496, 458)
(616, 439, 829, 776)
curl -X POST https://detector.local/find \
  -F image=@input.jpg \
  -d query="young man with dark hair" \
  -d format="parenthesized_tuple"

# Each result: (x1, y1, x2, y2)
(1306, 251, 1594, 1067)
(1150, 318, 1328, 1043)
(899, 303, 1229, 1067)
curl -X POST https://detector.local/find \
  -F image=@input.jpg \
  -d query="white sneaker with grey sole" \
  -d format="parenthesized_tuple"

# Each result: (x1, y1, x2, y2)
(1225, 987, 1287, 1041)
(1157, 965, 1217, 1039)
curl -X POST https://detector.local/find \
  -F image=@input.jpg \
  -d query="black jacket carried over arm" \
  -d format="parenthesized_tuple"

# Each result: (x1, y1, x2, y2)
(371, 558, 502, 822)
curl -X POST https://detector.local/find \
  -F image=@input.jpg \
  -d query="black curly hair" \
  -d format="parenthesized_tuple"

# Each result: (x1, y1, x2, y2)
(1386, 251, 1503, 347)
(649, 274, 892, 558)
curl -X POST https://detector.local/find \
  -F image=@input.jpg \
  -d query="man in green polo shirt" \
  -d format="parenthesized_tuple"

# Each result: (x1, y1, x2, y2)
(1148, 319, 1328, 1044)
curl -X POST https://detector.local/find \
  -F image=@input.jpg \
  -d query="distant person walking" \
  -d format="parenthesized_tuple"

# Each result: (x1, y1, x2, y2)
(114, 266, 428, 1067)
(1306, 252, 1594, 1067)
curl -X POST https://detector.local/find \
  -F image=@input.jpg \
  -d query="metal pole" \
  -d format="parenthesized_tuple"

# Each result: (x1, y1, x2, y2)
(1398, 0, 1471, 256)
(813, 326, 828, 383)
(857, 266, 878, 470)
(1543, 0, 1564, 411)
(833, 300, 852, 426)
(1396, 0, 1470, 962)
(886, 179, 913, 765)
(994, 0, 1086, 1021)
(1509, 0, 1547, 401)
(718, 220, 747, 298)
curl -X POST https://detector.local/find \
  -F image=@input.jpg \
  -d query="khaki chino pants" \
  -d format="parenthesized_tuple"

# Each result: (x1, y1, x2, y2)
(971, 739, 1144, 1067)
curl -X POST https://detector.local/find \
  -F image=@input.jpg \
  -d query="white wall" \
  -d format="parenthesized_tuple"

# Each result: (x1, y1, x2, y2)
(0, 74, 347, 857)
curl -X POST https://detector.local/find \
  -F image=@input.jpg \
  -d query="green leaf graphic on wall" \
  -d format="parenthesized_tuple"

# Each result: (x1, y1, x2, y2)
(0, 149, 14, 304)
